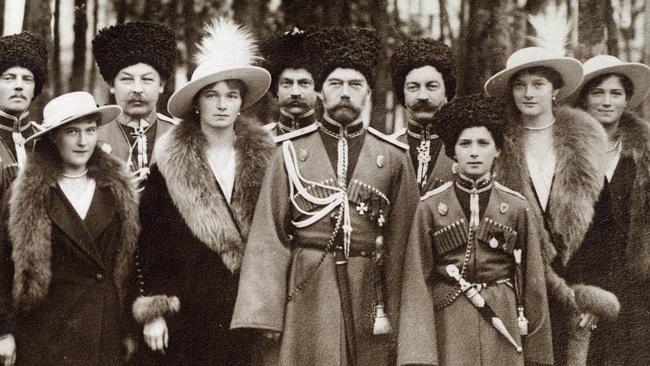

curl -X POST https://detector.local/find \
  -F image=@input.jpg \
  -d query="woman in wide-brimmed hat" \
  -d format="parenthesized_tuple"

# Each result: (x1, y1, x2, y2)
(130, 18, 274, 365)
(0, 91, 140, 366)
(484, 12, 609, 366)
(565, 55, 650, 365)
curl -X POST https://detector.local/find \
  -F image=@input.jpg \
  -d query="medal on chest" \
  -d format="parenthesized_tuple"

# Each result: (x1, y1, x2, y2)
(416, 139, 431, 187)
(129, 119, 150, 180)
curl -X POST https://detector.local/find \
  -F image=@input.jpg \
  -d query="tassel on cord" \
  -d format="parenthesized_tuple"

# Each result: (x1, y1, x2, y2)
(373, 223, 392, 335)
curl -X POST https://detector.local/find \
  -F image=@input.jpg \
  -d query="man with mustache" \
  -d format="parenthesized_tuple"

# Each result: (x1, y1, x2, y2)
(92, 21, 177, 185)
(0, 32, 48, 197)
(263, 27, 319, 136)
(232, 27, 418, 366)
(390, 38, 457, 194)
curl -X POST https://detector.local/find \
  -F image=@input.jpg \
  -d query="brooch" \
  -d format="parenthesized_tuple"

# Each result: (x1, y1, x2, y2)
(437, 202, 448, 216)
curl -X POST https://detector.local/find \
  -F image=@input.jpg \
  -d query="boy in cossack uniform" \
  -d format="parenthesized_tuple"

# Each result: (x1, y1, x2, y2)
(398, 95, 553, 366)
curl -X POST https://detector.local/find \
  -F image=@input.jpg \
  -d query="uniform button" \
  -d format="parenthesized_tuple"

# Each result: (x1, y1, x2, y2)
(95, 273, 104, 282)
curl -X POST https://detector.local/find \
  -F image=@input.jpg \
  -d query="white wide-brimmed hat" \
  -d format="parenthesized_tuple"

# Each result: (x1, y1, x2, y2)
(168, 18, 271, 121)
(484, 46, 583, 101)
(566, 54, 650, 109)
(27, 91, 122, 142)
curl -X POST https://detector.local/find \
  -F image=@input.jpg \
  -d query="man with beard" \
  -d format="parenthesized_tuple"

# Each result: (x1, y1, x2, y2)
(92, 21, 177, 185)
(232, 27, 419, 366)
(0, 32, 48, 196)
(263, 27, 319, 136)
(390, 38, 456, 194)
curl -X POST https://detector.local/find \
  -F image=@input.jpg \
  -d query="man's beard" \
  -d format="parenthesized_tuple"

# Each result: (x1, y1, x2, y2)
(409, 100, 439, 124)
(327, 101, 361, 125)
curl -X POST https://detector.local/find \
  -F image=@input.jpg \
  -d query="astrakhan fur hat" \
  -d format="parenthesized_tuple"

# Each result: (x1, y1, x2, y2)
(390, 38, 456, 105)
(0, 32, 48, 97)
(262, 27, 319, 96)
(437, 94, 506, 158)
(92, 21, 176, 83)
(308, 27, 380, 90)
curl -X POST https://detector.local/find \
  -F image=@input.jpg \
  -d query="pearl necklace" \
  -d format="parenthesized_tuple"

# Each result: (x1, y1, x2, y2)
(524, 118, 556, 131)
(61, 169, 88, 179)
(607, 138, 621, 153)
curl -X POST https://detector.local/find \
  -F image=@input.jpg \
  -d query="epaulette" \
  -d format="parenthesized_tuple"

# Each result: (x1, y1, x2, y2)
(390, 127, 406, 139)
(273, 123, 318, 144)
(157, 113, 179, 125)
(494, 181, 526, 201)
(367, 127, 409, 150)
(420, 181, 452, 201)
(263, 122, 277, 131)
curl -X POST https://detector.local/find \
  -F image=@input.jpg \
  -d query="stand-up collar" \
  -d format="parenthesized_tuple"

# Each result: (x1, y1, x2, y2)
(118, 108, 157, 129)
(406, 118, 438, 140)
(320, 113, 364, 139)
(278, 108, 316, 133)
(0, 109, 30, 132)
(455, 171, 492, 193)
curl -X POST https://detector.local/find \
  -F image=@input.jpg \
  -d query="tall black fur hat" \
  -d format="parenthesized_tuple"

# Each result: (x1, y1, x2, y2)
(390, 38, 456, 105)
(92, 21, 176, 83)
(262, 27, 319, 96)
(308, 27, 380, 90)
(0, 32, 48, 97)
(437, 94, 505, 158)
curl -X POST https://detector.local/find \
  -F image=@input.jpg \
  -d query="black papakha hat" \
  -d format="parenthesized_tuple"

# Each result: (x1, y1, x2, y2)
(262, 27, 319, 96)
(308, 27, 381, 91)
(92, 21, 176, 83)
(0, 32, 48, 97)
(436, 94, 506, 159)
(390, 38, 456, 105)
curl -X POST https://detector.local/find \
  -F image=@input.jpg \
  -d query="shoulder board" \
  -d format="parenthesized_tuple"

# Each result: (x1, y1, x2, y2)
(420, 181, 453, 201)
(157, 113, 179, 125)
(390, 128, 406, 139)
(494, 181, 526, 201)
(273, 123, 318, 144)
(263, 122, 277, 131)
(367, 127, 409, 150)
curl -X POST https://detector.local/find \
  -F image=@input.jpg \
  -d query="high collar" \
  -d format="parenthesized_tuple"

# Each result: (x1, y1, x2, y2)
(118, 108, 157, 128)
(0, 109, 30, 132)
(406, 118, 438, 140)
(320, 113, 364, 139)
(278, 108, 316, 133)
(455, 171, 492, 193)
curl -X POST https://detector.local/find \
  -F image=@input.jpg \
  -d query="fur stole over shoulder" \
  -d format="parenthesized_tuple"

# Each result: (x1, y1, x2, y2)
(8, 147, 140, 311)
(493, 106, 606, 267)
(618, 112, 650, 278)
(153, 116, 274, 273)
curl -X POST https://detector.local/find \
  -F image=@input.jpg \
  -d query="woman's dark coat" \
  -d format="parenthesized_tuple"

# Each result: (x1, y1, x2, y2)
(0, 148, 140, 366)
(132, 117, 273, 366)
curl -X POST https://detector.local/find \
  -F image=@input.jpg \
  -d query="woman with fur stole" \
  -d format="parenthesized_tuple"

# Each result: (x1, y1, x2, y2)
(0, 92, 138, 366)
(130, 19, 274, 366)
(563, 55, 650, 366)
(484, 15, 610, 366)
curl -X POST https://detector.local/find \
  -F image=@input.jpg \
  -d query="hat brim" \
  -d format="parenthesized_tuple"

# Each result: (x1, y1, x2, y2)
(484, 57, 583, 101)
(26, 105, 122, 143)
(168, 66, 271, 121)
(565, 63, 650, 109)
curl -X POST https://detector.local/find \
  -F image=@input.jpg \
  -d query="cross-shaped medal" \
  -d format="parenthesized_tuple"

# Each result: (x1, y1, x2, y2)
(416, 139, 431, 185)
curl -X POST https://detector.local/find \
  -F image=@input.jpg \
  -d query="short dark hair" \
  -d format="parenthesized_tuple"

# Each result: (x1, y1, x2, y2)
(510, 66, 564, 91)
(436, 94, 506, 158)
(578, 72, 634, 109)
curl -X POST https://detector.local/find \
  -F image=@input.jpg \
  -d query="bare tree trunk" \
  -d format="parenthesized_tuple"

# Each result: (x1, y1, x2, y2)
(0, 0, 5, 35)
(23, 0, 52, 122)
(88, 0, 98, 95)
(117, 0, 127, 24)
(641, 0, 650, 118)
(604, 0, 618, 57)
(576, 0, 608, 60)
(70, 0, 87, 91)
(52, 0, 62, 95)
(370, 0, 388, 131)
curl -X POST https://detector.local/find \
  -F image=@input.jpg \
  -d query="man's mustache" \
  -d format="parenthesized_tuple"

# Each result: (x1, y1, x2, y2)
(410, 100, 437, 113)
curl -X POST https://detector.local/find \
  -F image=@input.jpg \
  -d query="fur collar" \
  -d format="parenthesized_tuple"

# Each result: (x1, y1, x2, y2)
(618, 112, 650, 277)
(494, 106, 606, 266)
(154, 117, 274, 273)
(8, 148, 140, 311)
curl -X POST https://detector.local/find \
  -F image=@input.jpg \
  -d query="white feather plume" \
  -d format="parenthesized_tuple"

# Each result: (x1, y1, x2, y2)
(527, 4, 571, 56)
(194, 17, 262, 68)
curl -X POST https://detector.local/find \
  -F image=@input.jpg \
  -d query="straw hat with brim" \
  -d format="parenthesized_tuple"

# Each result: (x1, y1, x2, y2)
(484, 47, 583, 101)
(566, 55, 650, 109)
(27, 91, 122, 143)
(168, 63, 271, 121)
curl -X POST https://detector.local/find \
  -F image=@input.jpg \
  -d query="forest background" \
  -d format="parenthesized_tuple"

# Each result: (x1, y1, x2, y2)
(3, 0, 649, 132)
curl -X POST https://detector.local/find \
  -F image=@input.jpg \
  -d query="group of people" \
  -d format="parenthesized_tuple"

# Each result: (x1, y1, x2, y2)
(0, 13, 644, 366)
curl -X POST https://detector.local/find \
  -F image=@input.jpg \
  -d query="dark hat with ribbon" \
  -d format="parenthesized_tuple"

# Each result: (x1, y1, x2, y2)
(0, 32, 48, 97)
(390, 38, 456, 105)
(92, 21, 176, 83)
(262, 27, 319, 96)
(308, 27, 381, 90)
(437, 94, 506, 158)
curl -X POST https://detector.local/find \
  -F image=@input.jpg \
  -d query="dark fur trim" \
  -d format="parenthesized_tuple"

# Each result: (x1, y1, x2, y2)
(8, 148, 140, 311)
(154, 117, 274, 272)
(132, 295, 180, 325)
(618, 112, 650, 278)
(494, 106, 606, 265)
(571, 284, 620, 321)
